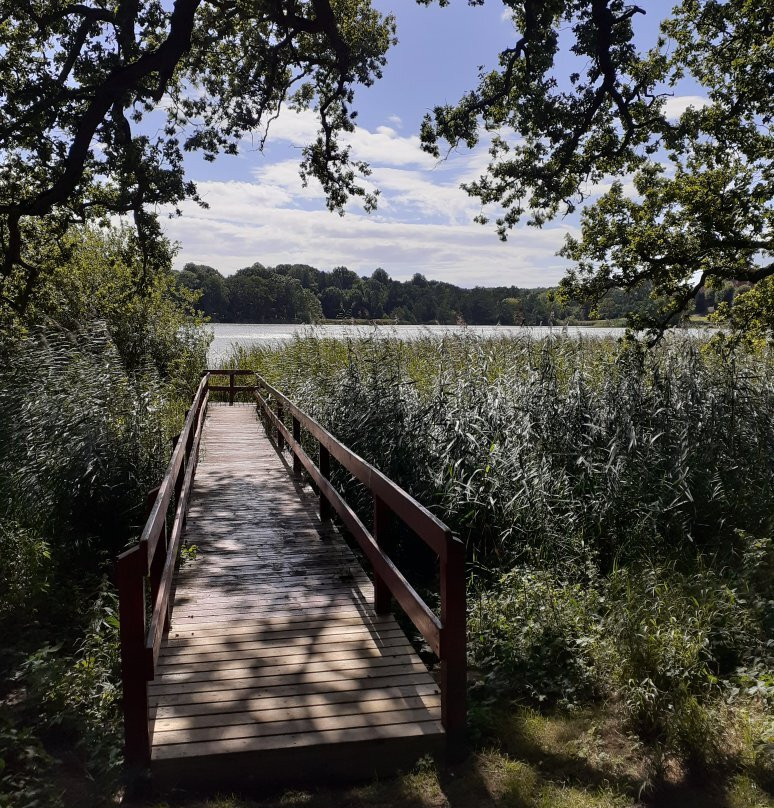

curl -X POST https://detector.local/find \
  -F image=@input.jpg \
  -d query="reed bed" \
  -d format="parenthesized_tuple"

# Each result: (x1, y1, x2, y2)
(231, 331, 774, 771)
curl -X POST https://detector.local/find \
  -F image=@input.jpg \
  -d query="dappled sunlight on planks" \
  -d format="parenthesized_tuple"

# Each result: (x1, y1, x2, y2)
(149, 404, 444, 782)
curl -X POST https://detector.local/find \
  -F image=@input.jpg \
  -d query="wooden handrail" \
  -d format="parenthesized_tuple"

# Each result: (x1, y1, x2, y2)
(206, 368, 255, 404)
(250, 373, 467, 755)
(117, 368, 467, 766)
(139, 375, 208, 568)
(117, 373, 210, 765)
(255, 376, 454, 558)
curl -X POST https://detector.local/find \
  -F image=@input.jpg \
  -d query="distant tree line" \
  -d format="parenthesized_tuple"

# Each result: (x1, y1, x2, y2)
(175, 262, 743, 326)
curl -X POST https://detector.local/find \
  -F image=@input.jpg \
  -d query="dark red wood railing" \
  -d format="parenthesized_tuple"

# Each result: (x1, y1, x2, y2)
(251, 373, 467, 757)
(116, 374, 208, 765)
(116, 369, 466, 765)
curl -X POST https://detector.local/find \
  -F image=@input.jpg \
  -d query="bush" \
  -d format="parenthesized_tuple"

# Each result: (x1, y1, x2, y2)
(469, 567, 603, 704)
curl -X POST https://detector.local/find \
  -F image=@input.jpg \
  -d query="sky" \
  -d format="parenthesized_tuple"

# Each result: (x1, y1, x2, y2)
(161, 2, 705, 288)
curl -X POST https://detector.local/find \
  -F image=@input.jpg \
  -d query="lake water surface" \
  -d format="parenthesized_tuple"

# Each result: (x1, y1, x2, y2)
(206, 323, 628, 365)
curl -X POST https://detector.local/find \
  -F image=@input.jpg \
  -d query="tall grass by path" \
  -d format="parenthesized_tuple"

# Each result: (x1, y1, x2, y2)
(229, 331, 774, 778)
(231, 331, 774, 568)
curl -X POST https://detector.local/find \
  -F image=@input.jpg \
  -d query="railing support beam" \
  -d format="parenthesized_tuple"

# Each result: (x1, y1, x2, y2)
(319, 444, 332, 521)
(373, 496, 391, 614)
(292, 417, 302, 476)
(440, 537, 467, 761)
(277, 402, 285, 452)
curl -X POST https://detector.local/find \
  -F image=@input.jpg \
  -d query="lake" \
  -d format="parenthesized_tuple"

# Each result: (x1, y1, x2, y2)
(205, 322, 629, 365)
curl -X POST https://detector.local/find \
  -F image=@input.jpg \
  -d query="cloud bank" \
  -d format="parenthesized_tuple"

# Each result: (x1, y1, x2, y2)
(163, 109, 577, 286)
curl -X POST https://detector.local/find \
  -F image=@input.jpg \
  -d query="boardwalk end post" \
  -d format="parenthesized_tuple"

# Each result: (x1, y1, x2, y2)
(229, 372, 235, 405)
(117, 545, 150, 767)
(372, 496, 391, 614)
(440, 535, 467, 762)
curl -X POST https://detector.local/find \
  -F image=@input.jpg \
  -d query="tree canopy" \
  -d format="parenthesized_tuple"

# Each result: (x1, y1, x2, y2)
(176, 259, 672, 325)
(2, 0, 771, 340)
(420, 0, 773, 337)
(0, 0, 394, 315)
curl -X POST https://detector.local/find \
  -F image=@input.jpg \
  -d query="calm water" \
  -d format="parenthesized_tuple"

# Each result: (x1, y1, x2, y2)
(205, 322, 628, 365)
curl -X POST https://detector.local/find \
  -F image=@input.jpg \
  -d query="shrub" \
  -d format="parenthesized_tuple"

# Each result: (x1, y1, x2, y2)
(469, 567, 604, 704)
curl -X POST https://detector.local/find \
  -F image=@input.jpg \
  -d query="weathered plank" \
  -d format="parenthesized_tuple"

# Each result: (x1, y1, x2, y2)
(149, 404, 443, 783)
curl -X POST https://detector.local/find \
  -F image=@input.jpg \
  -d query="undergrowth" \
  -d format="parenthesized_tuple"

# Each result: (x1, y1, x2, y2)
(233, 331, 774, 783)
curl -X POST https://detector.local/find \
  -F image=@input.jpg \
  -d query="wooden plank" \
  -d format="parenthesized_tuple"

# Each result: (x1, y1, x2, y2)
(149, 404, 444, 778)
(149, 663, 431, 697)
(151, 682, 441, 719)
(149, 670, 438, 707)
(155, 649, 421, 679)
(153, 693, 441, 733)
(152, 654, 424, 685)
(152, 720, 445, 760)
(153, 706, 441, 746)
(158, 634, 414, 663)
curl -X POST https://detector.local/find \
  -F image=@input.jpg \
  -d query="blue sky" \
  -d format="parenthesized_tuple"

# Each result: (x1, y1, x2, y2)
(163, 2, 706, 288)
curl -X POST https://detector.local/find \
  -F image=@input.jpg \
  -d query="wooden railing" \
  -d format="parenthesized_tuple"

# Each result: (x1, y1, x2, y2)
(116, 369, 467, 765)
(116, 374, 209, 765)
(251, 373, 467, 756)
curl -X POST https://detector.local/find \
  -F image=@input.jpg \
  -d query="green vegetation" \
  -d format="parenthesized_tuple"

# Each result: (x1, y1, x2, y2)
(0, 225, 208, 807)
(422, 0, 773, 335)
(0, 2, 394, 315)
(1, 1, 773, 806)
(227, 332, 774, 801)
(176, 261, 669, 325)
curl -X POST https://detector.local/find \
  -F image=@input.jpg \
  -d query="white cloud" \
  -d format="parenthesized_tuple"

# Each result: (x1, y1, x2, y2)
(251, 107, 437, 168)
(387, 114, 402, 128)
(164, 178, 574, 287)
(662, 95, 709, 120)
(166, 110, 577, 287)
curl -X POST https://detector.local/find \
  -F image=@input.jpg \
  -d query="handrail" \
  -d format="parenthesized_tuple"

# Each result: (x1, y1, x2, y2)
(206, 368, 255, 404)
(116, 368, 467, 766)
(116, 372, 210, 766)
(139, 374, 208, 568)
(251, 372, 466, 756)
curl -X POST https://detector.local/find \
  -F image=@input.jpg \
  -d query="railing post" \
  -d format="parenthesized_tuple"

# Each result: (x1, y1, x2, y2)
(171, 434, 184, 502)
(229, 371, 235, 405)
(440, 536, 467, 761)
(276, 402, 285, 451)
(372, 497, 391, 614)
(319, 443, 332, 521)
(292, 417, 302, 476)
(117, 546, 150, 766)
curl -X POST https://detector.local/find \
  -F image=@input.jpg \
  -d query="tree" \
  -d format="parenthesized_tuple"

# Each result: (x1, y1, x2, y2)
(420, 0, 773, 338)
(0, 1, 395, 315)
(178, 263, 229, 320)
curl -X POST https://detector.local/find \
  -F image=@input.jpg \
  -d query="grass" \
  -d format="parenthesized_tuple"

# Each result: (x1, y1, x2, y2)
(220, 331, 774, 798)
(128, 705, 773, 808)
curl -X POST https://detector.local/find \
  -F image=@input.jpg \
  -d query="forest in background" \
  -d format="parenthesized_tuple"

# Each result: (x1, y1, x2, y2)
(176, 262, 743, 326)
(175, 262, 735, 326)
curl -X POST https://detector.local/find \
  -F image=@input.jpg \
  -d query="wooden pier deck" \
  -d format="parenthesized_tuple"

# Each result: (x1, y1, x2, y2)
(149, 405, 443, 783)
(116, 372, 465, 788)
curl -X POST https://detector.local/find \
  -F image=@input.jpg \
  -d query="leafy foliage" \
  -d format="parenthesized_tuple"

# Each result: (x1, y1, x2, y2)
(177, 260, 664, 325)
(236, 332, 774, 770)
(0, 224, 206, 804)
(422, 0, 773, 336)
(0, 0, 395, 310)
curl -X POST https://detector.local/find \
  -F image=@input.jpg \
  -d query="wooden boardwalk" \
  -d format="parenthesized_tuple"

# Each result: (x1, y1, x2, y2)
(147, 404, 444, 784)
